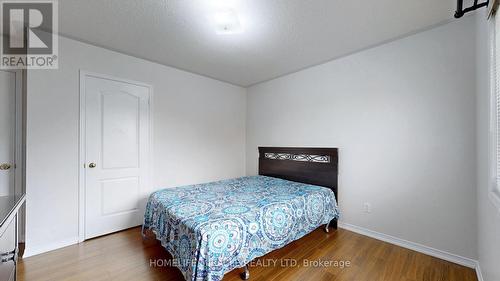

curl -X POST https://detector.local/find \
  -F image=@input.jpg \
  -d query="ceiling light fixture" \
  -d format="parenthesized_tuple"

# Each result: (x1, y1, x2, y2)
(211, 9, 243, 35)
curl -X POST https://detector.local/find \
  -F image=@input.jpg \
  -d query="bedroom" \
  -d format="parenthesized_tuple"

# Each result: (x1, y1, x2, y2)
(0, 0, 498, 280)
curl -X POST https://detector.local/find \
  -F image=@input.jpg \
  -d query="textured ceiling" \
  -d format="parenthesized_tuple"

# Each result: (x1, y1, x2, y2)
(59, 0, 460, 87)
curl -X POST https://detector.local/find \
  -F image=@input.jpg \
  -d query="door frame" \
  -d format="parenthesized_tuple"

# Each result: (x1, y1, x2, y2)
(78, 70, 153, 242)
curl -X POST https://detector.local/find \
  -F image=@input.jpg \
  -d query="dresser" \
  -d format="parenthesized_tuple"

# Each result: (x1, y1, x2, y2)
(0, 195, 25, 281)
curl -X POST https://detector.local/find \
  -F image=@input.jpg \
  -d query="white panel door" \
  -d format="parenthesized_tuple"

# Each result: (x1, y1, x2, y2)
(84, 75, 150, 239)
(0, 70, 16, 196)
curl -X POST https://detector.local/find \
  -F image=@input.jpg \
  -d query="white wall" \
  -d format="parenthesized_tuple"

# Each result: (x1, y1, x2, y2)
(246, 16, 478, 260)
(476, 14, 500, 281)
(25, 36, 246, 256)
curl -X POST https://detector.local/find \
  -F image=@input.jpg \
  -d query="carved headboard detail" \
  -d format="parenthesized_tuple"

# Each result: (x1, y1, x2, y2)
(258, 147, 338, 201)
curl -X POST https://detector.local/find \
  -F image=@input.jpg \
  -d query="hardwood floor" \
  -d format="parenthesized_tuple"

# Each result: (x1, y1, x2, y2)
(18, 227, 477, 281)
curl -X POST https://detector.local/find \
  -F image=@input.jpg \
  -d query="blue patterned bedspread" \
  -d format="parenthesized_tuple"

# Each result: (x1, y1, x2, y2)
(143, 176, 339, 281)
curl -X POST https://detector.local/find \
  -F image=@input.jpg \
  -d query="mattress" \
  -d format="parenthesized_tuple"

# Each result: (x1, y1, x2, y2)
(143, 175, 340, 281)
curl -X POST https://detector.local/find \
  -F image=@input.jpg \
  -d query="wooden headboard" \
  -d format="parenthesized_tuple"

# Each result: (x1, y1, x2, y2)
(258, 147, 338, 201)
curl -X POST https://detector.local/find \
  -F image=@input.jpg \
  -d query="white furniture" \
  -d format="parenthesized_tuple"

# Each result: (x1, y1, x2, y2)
(0, 195, 25, 281)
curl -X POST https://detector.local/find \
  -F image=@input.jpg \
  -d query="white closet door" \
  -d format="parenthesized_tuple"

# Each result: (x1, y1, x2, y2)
(0, 70, 16, 196)
(84, 75, 150, 239)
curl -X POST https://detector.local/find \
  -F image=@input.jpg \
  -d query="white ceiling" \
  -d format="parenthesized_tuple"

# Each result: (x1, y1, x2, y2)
(59, 0, 460, 87)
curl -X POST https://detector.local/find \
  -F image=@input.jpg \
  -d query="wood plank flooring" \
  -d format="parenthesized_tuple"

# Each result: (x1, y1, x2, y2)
(18, 227, 477, 281)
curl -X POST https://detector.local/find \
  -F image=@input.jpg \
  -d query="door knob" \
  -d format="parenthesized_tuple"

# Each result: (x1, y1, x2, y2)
(88, 163, 96, 168)
(0, 164, 11, 170)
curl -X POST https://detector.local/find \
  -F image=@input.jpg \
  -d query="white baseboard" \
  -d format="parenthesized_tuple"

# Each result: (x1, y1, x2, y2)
(338, 222, 477, 269)
(476, 263, 484, 281)
(22, 237, 79, 258)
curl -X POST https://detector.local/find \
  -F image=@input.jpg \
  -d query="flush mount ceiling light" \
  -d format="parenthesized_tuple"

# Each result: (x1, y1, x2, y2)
(211, 9, 243, 35)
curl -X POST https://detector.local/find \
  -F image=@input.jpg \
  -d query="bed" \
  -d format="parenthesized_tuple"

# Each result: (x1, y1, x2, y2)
(143, 147, 340, 281)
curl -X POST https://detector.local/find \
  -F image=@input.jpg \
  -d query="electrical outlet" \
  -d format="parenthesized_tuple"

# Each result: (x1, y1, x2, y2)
(363, 202, 372, 214)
